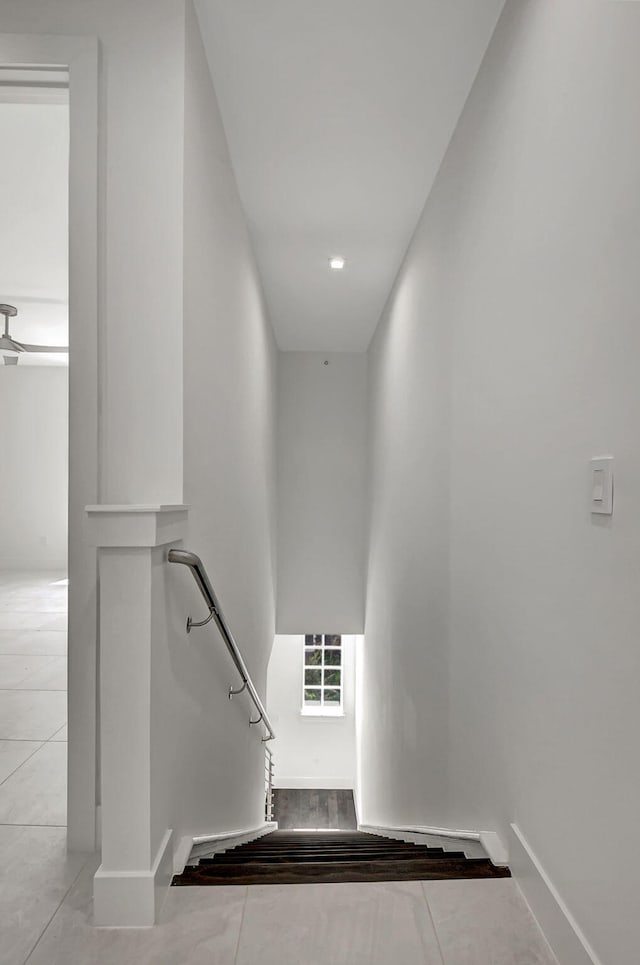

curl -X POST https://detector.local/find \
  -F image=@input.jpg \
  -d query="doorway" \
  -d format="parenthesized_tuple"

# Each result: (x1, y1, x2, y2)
(0, 36, 99, 855)
(0, 80, 70, 836)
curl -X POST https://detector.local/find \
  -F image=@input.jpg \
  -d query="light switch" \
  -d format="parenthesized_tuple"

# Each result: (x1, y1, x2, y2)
(590, 457, 613, 515)
(592, 471, 604, 502)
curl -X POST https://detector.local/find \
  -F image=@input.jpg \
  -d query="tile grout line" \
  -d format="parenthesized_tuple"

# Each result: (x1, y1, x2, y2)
(0, 822, 67, 828)
(22, 851, 90, 965)
(0, 740, 45, 788)
(0, 688, 67, 692)
(232, 886, 250, 965)
(419, 881, 448, 965)
(47, 723, 68, 742)
(27, 688, 67, 692)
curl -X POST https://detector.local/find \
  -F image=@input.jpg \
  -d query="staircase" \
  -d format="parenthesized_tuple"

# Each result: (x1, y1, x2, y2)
(173, 830, 510, 886)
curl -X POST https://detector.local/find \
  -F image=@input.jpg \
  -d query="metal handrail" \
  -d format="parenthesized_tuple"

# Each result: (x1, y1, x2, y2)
(168, 548, 275, 743)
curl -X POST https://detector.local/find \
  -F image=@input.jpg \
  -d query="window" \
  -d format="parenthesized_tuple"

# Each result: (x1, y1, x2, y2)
(302, 634, 342, 713)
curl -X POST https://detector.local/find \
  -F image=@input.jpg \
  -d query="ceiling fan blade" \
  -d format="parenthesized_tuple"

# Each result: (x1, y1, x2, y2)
(0, 334, 24, 352)
(19, 343, 69, 354)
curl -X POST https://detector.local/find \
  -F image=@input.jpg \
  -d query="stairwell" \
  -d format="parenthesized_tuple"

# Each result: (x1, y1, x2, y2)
(172, 830, 510, 886)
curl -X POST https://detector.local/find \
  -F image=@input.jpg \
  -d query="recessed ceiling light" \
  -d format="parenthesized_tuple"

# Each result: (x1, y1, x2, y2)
(329, 256, 346, 270)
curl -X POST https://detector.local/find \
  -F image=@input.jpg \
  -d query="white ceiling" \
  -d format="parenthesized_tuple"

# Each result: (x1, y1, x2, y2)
(195, 0, 504, 352)
(0, 100, 69, 365)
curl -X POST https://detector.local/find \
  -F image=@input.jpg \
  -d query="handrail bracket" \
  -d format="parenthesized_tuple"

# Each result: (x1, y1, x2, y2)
(228, 681, 247, 700)
(186, 608, 215, 634)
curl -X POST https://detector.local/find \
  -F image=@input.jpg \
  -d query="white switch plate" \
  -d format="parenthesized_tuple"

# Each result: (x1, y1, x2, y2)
(590, 457, 613, 515)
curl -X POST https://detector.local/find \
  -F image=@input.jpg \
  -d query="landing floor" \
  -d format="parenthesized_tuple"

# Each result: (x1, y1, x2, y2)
(273, 787, 358, 830)
(11, 864, 558, 964)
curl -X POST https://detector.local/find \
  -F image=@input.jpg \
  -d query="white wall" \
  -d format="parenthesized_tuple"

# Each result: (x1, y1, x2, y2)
(364, 2, 640, 963)
(0, 100, 69, 348)
(0, 367, 68, 568)
(359, 213, 452, 828)
(276, 352, 366, 633)
(267, 635, 356, 790)
(153, 0, 278, 844)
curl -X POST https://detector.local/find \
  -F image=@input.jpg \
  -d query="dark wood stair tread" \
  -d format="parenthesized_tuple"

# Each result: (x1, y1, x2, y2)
(173, 829, 510, 886)
(204, 850, 465, 864)
(174, 856, 509, 886)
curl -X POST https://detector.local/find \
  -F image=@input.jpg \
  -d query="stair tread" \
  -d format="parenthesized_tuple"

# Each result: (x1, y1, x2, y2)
(175, 830, 505, 887)
(205, 852, 466, 864)
(175, 857, 509, 886)
(214, 845, 452, 851)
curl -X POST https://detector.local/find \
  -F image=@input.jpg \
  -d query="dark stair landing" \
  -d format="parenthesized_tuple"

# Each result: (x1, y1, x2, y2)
(273, 788, 357, 830)
(172, 830, 511, 886)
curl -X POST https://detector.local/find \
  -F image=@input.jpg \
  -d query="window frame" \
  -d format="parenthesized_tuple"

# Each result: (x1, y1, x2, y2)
(301, 634, 344, 716)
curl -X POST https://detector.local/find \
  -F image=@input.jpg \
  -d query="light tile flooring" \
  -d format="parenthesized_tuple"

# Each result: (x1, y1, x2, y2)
(0, 573, 559, 965)
(21, 874, 559, 965)
(0, 572, 75, 965)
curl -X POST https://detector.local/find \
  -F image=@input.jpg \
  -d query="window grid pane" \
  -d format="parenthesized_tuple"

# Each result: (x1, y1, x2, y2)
(302, 634, 343, 710)
(302, 686, 342, 698)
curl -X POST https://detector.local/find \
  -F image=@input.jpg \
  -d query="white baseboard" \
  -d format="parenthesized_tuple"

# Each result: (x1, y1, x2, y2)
(93, 828, 173, 927)
(173, 834, 195, 875)
(510, 824, 601, 965)
(273, 777, 354, 790)
(479, 830, 509, 867)
(185, 822, 277, 866)
(359, 821, 481, 842)
(359, 823, 506, 863)
(352, 786, 361, 825)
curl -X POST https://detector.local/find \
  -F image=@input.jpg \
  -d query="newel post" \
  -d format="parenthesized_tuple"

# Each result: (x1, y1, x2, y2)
(86, 504, 188, 926)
